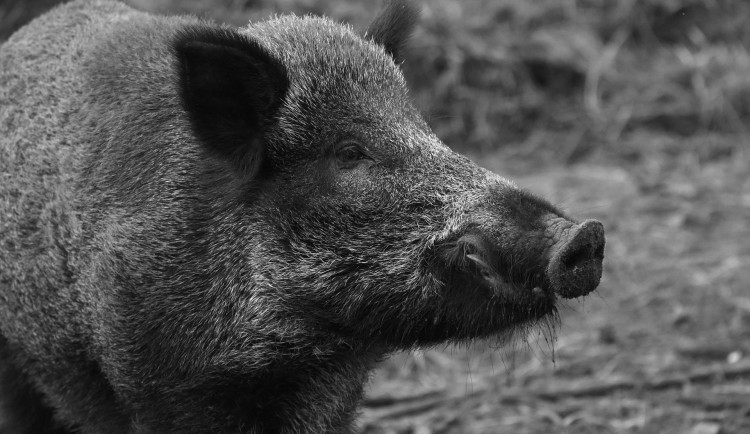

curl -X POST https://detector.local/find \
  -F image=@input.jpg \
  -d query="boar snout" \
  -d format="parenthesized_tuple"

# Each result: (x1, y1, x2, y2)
(547, 219, 605, 299)
(434, 213, 605, 304)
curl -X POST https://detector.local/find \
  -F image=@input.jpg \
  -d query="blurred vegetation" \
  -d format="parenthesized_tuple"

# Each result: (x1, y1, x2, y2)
(2, 0, 749, 166)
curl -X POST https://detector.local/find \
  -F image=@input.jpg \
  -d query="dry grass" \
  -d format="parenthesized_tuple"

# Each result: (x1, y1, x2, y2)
(2, 0, 749, 432)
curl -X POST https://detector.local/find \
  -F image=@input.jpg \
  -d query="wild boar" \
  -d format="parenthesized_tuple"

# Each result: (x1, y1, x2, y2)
(0, 0, 605, 432)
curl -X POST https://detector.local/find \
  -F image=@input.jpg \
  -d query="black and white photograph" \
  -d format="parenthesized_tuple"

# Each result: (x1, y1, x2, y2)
(1, 0, 748, 432)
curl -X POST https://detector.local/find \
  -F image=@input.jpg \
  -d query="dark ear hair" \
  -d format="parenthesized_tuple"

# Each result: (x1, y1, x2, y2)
(175, 25, 288, 177)
(366, 0, 419, 63)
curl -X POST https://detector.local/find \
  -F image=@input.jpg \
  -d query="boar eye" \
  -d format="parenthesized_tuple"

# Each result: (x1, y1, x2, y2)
(335, 141, 370, 168)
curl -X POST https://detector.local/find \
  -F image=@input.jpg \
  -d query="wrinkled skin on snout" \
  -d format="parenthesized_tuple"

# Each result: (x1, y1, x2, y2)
(0, 0, 604, 432)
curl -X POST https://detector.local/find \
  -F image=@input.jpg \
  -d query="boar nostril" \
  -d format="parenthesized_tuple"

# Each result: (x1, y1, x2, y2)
(561, 235, 604, 272)
(561, 245, 591, 271)
(548, 219, 605, 299)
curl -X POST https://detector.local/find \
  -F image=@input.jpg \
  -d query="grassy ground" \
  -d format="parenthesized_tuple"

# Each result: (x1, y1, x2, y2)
(2, 0, 749, 432)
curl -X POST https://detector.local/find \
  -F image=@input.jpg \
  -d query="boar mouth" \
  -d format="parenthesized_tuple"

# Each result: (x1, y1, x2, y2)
(436, 232, 552, 303)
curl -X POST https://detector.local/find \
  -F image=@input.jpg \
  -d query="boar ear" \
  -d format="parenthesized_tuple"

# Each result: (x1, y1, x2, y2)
(175, 26, 288, 177)
(366, 0, 419, 63)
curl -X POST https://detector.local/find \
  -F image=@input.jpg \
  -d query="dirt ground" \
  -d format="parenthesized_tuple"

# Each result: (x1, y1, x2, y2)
(2, 0, 749, 433)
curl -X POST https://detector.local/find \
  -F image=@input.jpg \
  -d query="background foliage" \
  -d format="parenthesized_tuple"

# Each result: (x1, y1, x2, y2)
(2, 0, 749, 432)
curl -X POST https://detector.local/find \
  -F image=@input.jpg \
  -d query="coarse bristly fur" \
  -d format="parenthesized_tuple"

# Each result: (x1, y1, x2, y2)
(0, 0, 605, 432)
